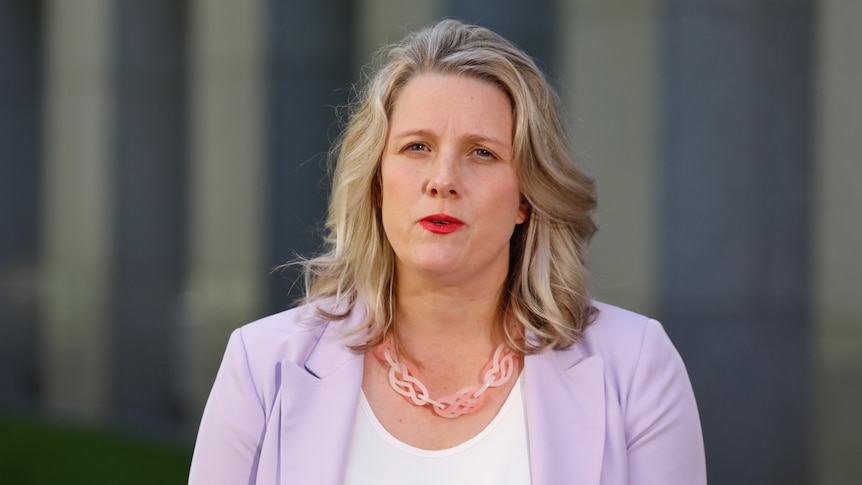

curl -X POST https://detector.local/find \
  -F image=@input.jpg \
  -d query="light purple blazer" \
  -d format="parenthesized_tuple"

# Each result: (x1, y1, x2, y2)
(188, 301, 706, 484)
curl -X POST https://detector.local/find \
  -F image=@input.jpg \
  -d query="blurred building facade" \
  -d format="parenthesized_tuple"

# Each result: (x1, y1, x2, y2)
(0, 0, 859, 484)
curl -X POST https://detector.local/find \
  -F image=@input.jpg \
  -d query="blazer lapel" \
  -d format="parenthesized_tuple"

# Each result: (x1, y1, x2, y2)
(525, 347, 606, 485)
(278, 310, 366, 485)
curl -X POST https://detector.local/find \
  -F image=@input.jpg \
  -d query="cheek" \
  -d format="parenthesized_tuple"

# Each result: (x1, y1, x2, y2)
(380, 163, 418, 211)
(378, 173, 396, 213)
(493, 178, 524, 223)
(378, 167, 393, 210)
(379, 173, 406, 240)
(379, 158, 402, 200)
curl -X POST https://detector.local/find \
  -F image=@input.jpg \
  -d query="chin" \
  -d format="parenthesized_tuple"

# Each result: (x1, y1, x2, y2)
(409, 255, 463, 278)
(415, 261, 460, 277)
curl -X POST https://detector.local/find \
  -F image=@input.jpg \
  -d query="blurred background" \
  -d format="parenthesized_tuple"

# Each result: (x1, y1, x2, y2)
(1, 0, 859, 483)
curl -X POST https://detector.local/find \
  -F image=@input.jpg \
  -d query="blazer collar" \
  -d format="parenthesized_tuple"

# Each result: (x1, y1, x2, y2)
(525, 343, 606, 485)
(303, 303, 367, 378)
(278, 304, 366, 484)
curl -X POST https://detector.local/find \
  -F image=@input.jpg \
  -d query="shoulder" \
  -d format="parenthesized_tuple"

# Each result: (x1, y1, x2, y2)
(231, 302, 319, 358)
(574, 301, 686, 393)
(226, 298, 357, 370)
(236, 301, 321, 342)
(582, 304, 705, 480)
(578, 301, 659, 358)
(537, 302, 705, 481)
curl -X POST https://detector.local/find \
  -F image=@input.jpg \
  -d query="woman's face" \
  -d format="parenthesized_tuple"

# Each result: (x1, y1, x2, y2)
(379, 73, 528, 290)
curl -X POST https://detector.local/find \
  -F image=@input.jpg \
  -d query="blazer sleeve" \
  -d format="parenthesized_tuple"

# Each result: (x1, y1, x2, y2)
(188, 329, 266, 485)
(624, 319, 707, 485)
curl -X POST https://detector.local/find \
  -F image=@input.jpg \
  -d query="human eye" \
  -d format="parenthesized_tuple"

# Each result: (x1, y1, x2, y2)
(403, 142, 428, 152)
(474, 148, 497, 159)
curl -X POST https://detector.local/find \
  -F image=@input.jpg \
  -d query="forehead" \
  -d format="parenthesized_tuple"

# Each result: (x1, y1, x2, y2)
(388, 74, 514, 139)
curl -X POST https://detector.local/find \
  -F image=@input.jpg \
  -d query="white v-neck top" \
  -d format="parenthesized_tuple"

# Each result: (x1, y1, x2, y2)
(343, 374, 531, 484)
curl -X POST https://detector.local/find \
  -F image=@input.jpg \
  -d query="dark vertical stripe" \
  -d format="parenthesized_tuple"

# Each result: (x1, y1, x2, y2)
(657, 1, 812, 483)
(0, 0, 43, 407)
(446, 0, 557, 80)
(111, 0, 188, 432)
(266, 0, 356, 311)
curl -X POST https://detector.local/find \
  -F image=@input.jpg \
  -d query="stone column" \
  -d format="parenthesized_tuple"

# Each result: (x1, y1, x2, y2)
(39, 0, 115, 421)
(813, 1, 862, 483)
(354, 0, 442, 67)
(556, 0, 662, 315)
(184, 0, 268, 421)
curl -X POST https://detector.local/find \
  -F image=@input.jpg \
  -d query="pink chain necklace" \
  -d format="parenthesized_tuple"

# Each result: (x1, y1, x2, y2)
(371, 334, 519, 418)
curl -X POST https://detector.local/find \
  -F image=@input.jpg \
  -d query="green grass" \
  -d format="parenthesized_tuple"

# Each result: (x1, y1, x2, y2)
(0, 413, 192, 484)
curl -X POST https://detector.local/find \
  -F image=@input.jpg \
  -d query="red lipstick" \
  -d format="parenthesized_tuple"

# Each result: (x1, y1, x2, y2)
(419, 214, 465, 234)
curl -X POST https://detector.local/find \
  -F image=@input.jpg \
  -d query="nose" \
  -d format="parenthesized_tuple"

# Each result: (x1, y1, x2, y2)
(425, 151, 459, 197)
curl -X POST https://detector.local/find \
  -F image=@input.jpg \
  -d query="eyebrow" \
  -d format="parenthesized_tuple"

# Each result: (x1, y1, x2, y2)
(388, 129, 511, 150)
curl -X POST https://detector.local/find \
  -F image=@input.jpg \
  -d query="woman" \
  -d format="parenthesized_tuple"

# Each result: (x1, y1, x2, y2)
(189, 19, 706, 484)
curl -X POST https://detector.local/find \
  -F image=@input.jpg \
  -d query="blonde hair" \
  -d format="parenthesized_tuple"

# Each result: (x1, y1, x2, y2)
(300, 19, 597, 353)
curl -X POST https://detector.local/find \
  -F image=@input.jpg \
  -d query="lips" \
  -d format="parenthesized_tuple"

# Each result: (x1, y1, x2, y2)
(419, 214, 465, 234)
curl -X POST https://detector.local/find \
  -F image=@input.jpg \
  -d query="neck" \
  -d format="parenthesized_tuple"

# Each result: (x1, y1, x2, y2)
(398, 284, 503, 335)
(390, 283, 509, 371)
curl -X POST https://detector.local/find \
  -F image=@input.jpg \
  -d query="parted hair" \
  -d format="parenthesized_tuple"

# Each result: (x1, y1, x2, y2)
(300, 19, 598, 353)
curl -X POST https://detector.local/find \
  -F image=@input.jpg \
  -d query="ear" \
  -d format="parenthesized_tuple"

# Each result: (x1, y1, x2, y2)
(516, 196, 530, 224)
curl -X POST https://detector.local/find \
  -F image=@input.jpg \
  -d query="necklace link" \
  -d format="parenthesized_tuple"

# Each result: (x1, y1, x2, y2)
(372, 335, 519, 418)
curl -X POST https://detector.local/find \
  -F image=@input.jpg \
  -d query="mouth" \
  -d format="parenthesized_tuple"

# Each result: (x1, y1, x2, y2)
(419, 214, 464, 233)
(421, 214, 464, 225)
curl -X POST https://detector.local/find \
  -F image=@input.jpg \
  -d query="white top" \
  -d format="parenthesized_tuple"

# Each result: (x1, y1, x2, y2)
(343, 374, 531, 484)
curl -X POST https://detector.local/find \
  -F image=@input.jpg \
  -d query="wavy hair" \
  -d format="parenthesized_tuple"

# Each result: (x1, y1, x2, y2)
(300, 19, 597, 353)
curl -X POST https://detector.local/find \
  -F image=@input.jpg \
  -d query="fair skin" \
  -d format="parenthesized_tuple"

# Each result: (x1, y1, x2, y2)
(362, 73, 528, 450)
